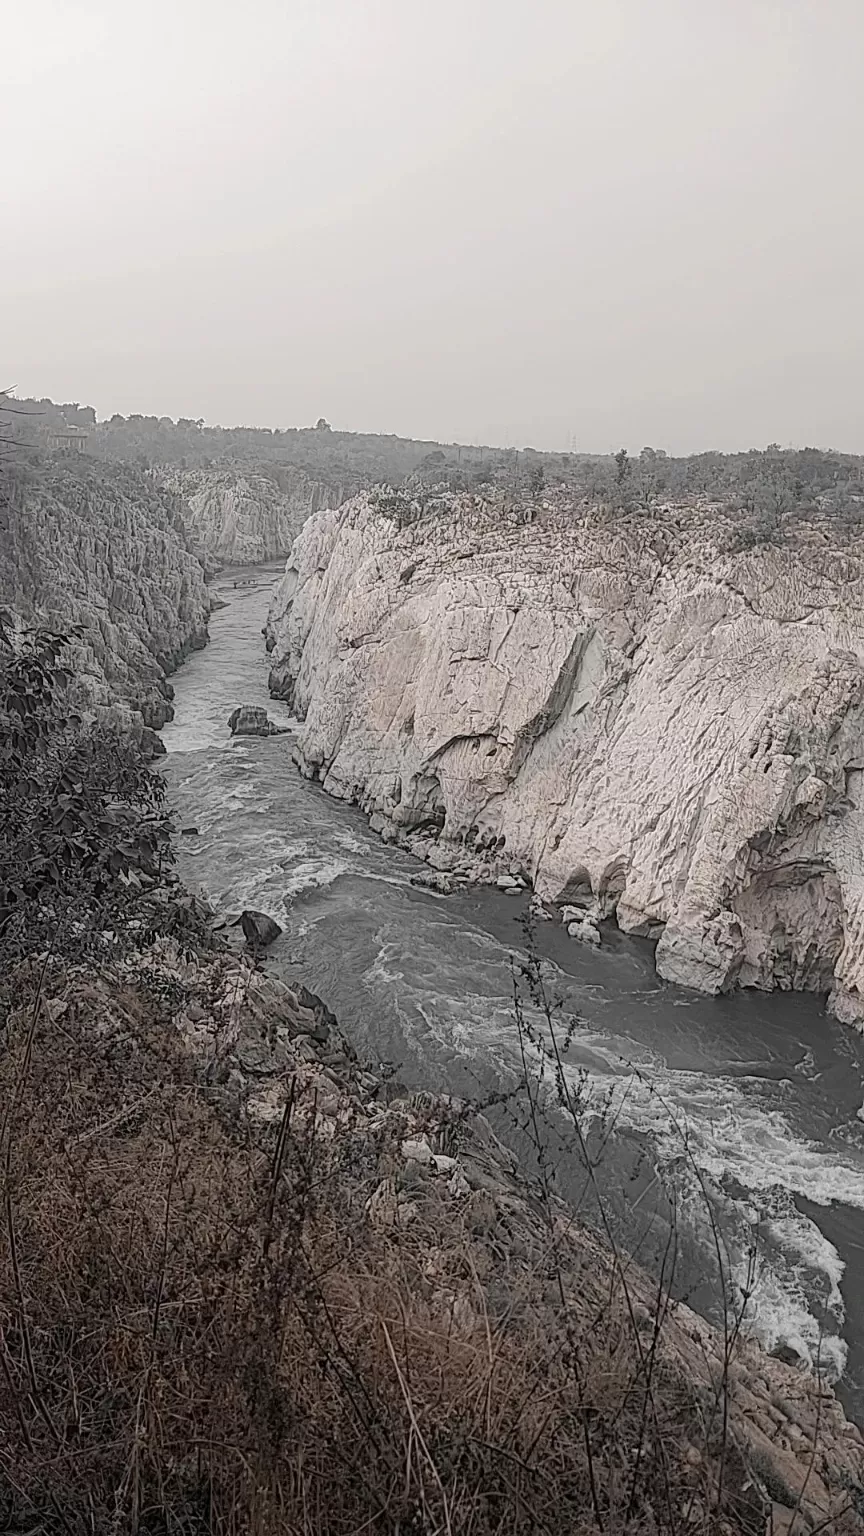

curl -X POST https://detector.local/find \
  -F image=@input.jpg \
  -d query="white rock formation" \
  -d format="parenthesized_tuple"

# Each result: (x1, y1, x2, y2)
(170, 466, 348, 566)
(267, 491, 864, 1023)
(0, 459, 210, 733)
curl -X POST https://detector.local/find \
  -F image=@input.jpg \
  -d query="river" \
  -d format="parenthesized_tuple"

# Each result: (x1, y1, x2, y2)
(160, 563, 864, 1421)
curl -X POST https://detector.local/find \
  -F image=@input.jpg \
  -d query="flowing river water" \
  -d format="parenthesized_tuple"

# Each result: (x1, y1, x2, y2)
(160, 564, 864, 1421)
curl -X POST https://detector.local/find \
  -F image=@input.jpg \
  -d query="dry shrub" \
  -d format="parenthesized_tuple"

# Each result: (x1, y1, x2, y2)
(0, 966, 780, 1534)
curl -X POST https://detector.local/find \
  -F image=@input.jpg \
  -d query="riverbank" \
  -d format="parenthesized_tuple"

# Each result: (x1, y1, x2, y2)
(8, 920, 864, 1531)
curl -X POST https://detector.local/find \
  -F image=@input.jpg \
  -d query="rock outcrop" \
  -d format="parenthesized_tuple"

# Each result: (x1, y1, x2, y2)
(227, 703, 288, 737)
(0, 458, 210, 734)
(268, 490, 864, 1023)
(169, 465, 348, 566)
(239, 908, 283, 947)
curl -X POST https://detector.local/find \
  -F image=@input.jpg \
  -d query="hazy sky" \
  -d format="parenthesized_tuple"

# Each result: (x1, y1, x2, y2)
(3, 0, 862, 452)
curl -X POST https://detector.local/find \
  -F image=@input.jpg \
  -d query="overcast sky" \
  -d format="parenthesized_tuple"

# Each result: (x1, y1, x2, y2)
(2, 0, 862, 452)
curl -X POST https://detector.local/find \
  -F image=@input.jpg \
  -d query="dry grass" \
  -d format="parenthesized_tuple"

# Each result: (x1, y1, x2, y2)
(0, 959, 838, 1535)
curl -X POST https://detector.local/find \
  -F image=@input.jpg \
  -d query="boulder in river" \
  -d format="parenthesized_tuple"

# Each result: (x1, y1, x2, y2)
(140, 726, 167, 759)
(561, 904, 602, 947)
(410, 870, 455, 895)
(496, 873, 524, 894)
(228, 704, 288, 737)
(240, 909, 283, 948)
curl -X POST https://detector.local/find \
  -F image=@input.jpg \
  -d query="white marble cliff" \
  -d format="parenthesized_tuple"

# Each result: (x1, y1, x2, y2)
(0, 459, 210, 735)
(267, 489, 864, 1025)
(170, 465, 348, 565)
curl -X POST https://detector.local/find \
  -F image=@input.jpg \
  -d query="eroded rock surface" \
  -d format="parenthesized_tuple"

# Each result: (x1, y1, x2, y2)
(0, 459, 210, 733)
(170, 465, 348, 565)
(268, 490, 864, 1023)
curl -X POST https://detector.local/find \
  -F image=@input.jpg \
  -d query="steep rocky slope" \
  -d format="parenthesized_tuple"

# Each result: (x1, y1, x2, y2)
(268, 490, 864, 1023)
(0, 458, 210, 733)
(6, 933, 863, 1532)
(168, 464, 349, 565)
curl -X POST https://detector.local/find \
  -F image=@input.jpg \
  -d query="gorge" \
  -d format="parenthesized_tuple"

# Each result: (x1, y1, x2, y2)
(162, 562, 864, 1425)
(168, 463, 349, 566)
(5, 411, 864, 1522)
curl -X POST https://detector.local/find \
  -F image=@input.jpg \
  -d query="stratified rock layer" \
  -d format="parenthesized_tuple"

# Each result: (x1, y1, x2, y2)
(268, 491, 864, 1023)
(0, 458, 210, 731)
(170, 465, 348, 566)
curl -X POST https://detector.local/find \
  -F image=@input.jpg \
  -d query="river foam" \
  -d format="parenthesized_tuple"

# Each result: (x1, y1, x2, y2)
(569, 1049, 858, 1376)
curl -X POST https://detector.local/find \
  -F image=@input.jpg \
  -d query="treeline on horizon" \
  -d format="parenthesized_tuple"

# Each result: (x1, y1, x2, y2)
(5, 391, 864, 546)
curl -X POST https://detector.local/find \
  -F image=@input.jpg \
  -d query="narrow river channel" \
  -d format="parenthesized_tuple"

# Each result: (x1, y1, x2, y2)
(160, 563, 864, 1421)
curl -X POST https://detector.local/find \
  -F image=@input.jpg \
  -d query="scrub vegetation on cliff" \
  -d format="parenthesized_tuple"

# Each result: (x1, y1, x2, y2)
(8, 941, 864, 1536)
(0, 618, 213, 969)
(9, 393, 864, 554)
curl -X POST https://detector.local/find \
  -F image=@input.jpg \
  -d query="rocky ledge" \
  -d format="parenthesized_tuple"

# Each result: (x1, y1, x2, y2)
(267, 490, 864, 1025)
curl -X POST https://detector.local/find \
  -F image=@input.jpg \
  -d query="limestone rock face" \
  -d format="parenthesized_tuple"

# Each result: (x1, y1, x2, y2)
(268, 491, 864, 1023)
(169, 465, 348, 566)
(0, 459, 210, 732)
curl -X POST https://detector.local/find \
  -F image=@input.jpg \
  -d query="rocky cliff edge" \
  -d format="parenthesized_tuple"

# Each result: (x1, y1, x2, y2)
(5, 933, 862, 1531)
(267, 490, 864, 1024)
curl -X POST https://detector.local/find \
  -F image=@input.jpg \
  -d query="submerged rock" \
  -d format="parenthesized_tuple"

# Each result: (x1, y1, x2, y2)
(410, 870, 455, 895)
(567, 917, 601, 947)
(496, 873, 524, 892)
(561, 904, 602, 947)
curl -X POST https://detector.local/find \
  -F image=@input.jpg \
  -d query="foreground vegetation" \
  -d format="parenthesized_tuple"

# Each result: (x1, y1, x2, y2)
(19, 933, 861, 1536)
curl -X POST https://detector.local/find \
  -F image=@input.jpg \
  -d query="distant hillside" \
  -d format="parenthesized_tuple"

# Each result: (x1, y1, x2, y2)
(7, 394, 520, 483)
(6, 393, 864, 551)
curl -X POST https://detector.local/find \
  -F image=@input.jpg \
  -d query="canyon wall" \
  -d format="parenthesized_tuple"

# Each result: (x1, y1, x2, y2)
(169, 465, 350, 566)
(0, 458, 210, 736)
(267, 490, 864, 1023)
